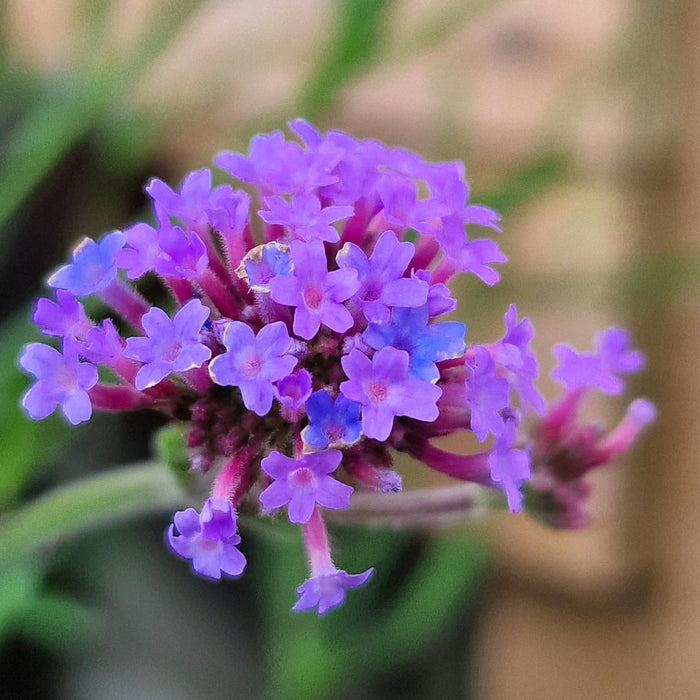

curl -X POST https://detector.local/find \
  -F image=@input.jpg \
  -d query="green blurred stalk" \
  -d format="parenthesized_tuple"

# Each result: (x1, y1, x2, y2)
(0, 462, 184, 568)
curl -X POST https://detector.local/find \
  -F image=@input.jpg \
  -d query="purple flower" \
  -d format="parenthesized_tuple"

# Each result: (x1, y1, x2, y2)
(154, 222, 208, 279)
(302, 390, 362, 448)
(259, 449, 352, 523)
(48, 232, 125, 297)
(336, 230, 428, 324)
(241, 242, 292, 292)
(490, 304, 544, 414)
(275, 369, 312, 417)
(488, 419, 531, 513)
(363, 305, 466, 383)
(438, 221, 507, 286)
(115, 221, 161, 279)
(215, 130, 291, 194)
(146, 168, 221, 232)
(20, 339, 98, 425)
(414, 270, 456, 317)
(207, 187, 250, 237)
(208, 320, 297, 416)
(551, 327, 645, 395)
(259, 193, 353, 243)
(216, 131, 342, 196)
(33, 290, 92, 339)
(376, 173, 444, 231)
(293, 568, 374, 615)
(124, 299, 212, 390)
(79, 319, 124, 364)
(167, 498, 246, 580)
(465, 345, 510, 441)
(595, 327, 645, 375)
(269, 240, 359, 340)
(340, 347, 442, 441)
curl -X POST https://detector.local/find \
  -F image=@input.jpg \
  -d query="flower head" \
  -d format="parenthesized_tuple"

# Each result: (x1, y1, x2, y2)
(259, 450, 353, 523)
(336, 230, 428, 324)
(270, 240, 359, 339)
(20, 339, 98, 425)
(48, 232, 125, 297)
(293, 568, 374, 615)
(208, 320, 297, 416)
(19, 120, 655, 615)
(124, 299, 212, 390)
(340, 347, 441, 441)
(167, 498, 246, 580)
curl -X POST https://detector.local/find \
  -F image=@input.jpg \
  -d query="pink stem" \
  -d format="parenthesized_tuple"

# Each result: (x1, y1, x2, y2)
(164, 276, 194, 305)
(431, 259, 457, 285)
(410, 441, 493, 486)
(411, 234, 440, 270)
(88, 384, 152, 411)
(98, 279, 149, 331)
(197, 267, 240, 318)
(302, 506, 336, 577)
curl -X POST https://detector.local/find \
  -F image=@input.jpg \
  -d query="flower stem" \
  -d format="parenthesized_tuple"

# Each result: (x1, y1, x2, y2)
(0, 462, 184, 567)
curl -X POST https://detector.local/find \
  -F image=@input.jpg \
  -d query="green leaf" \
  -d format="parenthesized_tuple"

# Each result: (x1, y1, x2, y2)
(299, 0, 391, 117)
(0, 564, 92, 649)
(473, 153, 568, 217)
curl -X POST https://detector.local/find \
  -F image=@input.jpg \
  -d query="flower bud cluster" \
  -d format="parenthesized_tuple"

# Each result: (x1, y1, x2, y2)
(19, 120, 654, 614)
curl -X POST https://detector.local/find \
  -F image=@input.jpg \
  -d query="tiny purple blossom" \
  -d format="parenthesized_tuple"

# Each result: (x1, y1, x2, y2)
(275, 369, 312, 416)
(465, 345, 510, 441)
(259, 449, 352, 523)
(33, 290, 92, 339)
(269, 240, 359, 340)
(167, 498, 246, 580)
(336, 230, 428, 324)
(124, 299, 212, 390)
(302, 390, 362, 448)
(340, 347, 441, 441)
(207, 187, 250, 237)
(48, 232, 125, 297)
(414, 270, 456, 317)
(363, 305, 466, 383)
(259, 193, 353, 243)
(153, 222, 208, 279)
(241, 242, 292, 292)
(490, 304, 545, 414)
(293, 568, 374, 615)
(79, 319, 124, 364)
(551, 327, 645, 395)
(436, 216, 506, 285)
(146, 168, 214, 231)
(595, 327, 645, 375)
(208, 321, 298, 416)
(488, 419, 531, 513)
(20, 339, 98, 425)
(115, 221, 161, 279)
(376, 173, 444, 232)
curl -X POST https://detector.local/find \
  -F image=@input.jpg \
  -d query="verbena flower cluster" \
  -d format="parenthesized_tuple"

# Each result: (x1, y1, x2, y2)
(20, 120, 655, 614)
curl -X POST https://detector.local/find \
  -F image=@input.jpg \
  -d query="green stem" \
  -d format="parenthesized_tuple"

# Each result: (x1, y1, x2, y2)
(0, 462, 185, 567)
